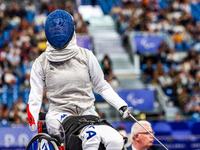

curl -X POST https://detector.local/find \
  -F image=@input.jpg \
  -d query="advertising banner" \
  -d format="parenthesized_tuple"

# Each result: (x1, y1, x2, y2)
(133, 35, 163, 54)
(0, 126, 36, 149)
(117, 89, 155, 111)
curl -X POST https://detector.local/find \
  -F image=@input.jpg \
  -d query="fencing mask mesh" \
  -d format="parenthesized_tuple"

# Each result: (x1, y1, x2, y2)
(45, 10, 74, 49)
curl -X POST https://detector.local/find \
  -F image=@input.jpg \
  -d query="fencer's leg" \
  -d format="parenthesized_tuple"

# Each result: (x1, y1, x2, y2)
(79, 125, 101, 150)
(46, 110, 72, 134)
(97, 125, 124, 150)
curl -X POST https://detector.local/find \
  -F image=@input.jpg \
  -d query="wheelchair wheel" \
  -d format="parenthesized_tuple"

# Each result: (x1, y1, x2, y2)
(26, 133, 59, 150)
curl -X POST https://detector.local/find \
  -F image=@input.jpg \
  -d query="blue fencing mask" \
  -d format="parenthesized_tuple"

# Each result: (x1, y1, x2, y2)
(45, 10, 74, 49)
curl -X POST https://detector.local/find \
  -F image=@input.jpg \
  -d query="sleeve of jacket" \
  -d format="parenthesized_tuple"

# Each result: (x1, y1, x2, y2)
(27, 59, 45, 131)
(88, 51, 127, 110)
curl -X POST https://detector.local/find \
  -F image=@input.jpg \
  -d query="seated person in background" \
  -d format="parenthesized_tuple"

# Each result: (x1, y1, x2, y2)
(127, 120, 165, 150)
(101, 55, 119, 89)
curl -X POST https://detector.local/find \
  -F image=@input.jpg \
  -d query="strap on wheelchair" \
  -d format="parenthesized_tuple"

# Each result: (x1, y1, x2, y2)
(62, 115, 113, 138)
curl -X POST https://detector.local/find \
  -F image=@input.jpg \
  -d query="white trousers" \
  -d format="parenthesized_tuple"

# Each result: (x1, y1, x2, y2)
(45, 106, 124, 150)
(79, 125, 123, 150)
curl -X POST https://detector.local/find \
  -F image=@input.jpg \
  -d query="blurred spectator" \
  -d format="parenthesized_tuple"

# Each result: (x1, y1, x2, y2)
(1, 43, 10, 63)
(150, 70, 160, 85)
(0, 1, 6, 13)
(187, 45, 196, 60)
(102, 55, 112, 80)
(116, 12, 129, 35)
(158, 71, 173, 90)
(172, 31, 183, 45)
(101, 54, 112, 69)
(175, 112, 182, 122)
(75, 14, 89, 34)
(19, 17, 29, 30)
(7, 40, 22, 79)
(184, 96, 199, 115)
(143, 59, 154, 83)
(193, 35, 200, 52)
(48, 1, 57, 13)
(21, 69, 30, 91)
(155, 61, 165, 76)
(0, 104, 9, 120)
(10, 97, 27, 125)
(111, 4, 121, 20)
(9, 102, 22, 124)
(65, 1, 74, 15)
(25, 2, 36, 13)
(156, 44, 168, 64)
(166, 49, 180, 65)
(29, 47, 40, 63)
(0, 103, 10, 127)
(33, 9, 46, 27)
(17, 97, 26, 113)
(3, 68, 16, 86)
(101, 54, 119, 88)
(177, 86, 189, 107)
(57, 1, 65, 10)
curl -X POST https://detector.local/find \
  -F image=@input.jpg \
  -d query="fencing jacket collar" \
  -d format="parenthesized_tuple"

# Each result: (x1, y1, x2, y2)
(45, 32, 79, 62)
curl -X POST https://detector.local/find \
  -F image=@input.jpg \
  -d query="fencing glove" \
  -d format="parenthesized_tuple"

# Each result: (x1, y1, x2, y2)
(119, 106, 133, 118)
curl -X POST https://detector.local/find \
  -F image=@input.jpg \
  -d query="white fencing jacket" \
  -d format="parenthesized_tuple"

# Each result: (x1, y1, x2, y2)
(27, 33, 127, 131)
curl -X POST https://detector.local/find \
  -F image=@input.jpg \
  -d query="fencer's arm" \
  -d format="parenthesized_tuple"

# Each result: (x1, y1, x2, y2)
(27, 59, 44, 131)
(88, 51, 127, 110)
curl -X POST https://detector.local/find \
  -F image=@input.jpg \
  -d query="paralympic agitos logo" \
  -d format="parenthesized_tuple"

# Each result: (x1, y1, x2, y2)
(126, 92, 144, 106)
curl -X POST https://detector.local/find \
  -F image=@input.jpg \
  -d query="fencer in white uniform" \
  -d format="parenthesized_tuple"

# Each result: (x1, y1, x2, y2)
(27, 9, 133, 150)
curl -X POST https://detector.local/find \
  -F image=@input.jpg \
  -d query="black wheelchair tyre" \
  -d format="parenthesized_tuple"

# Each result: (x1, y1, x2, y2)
(26, 133, 59, 150)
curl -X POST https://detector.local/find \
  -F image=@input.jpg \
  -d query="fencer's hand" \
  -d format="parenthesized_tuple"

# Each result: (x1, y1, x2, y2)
(30, 124, 37, 131)
(27, 104, 37, 131)
(119, 106, 133, 118)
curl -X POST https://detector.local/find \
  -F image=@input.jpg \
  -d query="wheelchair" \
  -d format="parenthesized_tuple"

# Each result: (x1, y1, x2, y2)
(26, 112, 127, 150)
